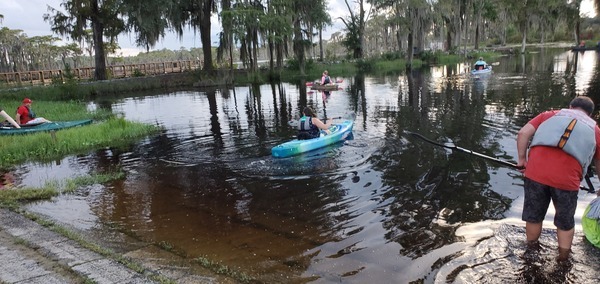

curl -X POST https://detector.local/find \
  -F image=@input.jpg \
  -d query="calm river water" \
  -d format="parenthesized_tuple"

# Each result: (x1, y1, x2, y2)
(13, 48, 600, 283)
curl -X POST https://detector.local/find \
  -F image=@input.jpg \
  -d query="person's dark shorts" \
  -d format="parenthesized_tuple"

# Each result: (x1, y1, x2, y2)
(522, 178, 579, 231)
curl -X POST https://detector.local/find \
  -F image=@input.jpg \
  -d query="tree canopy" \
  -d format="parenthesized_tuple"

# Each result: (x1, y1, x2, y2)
(0, 0, 594, 79)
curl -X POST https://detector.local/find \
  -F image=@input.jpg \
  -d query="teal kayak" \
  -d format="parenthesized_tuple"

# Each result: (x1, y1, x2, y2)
(0, 119, 93, 135)
(272, 119, 353, 158)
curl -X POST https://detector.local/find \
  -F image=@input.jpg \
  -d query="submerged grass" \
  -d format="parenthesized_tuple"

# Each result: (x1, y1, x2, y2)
(2, 171, 177, 283)
(193, 256, 255, 283)
(0, 171, 124, 207)
(0, 186, 57, 207)
(0, 117, 161, 169)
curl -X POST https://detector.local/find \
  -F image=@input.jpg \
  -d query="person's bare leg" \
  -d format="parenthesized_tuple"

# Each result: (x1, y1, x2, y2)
(556, 228, 574, 261)
(526, 222, 542, 242)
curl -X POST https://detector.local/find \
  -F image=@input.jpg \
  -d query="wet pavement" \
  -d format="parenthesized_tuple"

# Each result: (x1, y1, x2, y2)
(0, 208, 228, 284)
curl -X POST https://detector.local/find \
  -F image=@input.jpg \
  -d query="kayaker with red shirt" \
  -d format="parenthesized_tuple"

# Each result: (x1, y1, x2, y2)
(16, 98, 50, 125)
(516, 96, 600, 261)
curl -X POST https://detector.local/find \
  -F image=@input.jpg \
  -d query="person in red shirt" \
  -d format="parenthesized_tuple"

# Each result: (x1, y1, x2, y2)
(517, 96, 600, 261)
(16, 98, 49, 125)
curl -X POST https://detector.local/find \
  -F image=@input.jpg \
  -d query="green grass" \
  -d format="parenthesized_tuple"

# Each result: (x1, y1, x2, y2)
(0, 117, 161, 169)
(0, 186, 57, 208)
(0, 99, 113, 121)
(193, 256, 255, 283)
(0, 171, 125, 207)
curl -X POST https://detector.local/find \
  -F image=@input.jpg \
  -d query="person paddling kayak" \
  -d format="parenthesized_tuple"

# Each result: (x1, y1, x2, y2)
(297, 107, 332, 140)
(321, 70, 332, 85)
(16, 98, 51, 125)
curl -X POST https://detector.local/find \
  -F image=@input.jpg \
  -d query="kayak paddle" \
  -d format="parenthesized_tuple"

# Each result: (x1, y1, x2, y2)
(407, 131, 596, 193)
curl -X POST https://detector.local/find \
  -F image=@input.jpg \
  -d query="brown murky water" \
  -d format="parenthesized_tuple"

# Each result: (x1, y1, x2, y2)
(9, 49, 600, 283)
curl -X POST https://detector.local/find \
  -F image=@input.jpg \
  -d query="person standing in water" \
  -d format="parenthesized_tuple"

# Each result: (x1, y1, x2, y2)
(516, 96, 600, 261)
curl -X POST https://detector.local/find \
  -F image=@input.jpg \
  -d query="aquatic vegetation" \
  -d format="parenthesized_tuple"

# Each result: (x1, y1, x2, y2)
(0, 171, 125, 207)
(193, 256, 255, 283)
(0, 118, 161, 169)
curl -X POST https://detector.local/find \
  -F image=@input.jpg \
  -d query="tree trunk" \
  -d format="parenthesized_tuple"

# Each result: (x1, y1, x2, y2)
(357, 0, 365, 59)
(457, 13, 462, 54)
(201, 0, 214, 72)
(319, 27, 324, 61)
(268, 37, 275, 72)
(252, 30, 259, 72)
(540, 24, 545, 44)
(445, 20, 453, 51)
(293, 17, 305, 75)
(474, 13, 481, 49)
(397, 29, 402, 51)
(575, 20, 581, 45)
(462, 0, 469, 57)
(521, 27, 527, 54)
(276, 42, 283, 70)
(91, 0, 106, 80)
(407, 31, 414, 70)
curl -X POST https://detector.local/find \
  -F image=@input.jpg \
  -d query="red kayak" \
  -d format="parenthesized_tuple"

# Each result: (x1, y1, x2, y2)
(306, 79, 343, 86)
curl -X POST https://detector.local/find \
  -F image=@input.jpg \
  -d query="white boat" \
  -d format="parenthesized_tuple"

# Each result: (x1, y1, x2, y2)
(471, 65, 492, 76)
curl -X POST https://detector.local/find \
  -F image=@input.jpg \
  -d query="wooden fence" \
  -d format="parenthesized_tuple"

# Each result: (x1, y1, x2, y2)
(0, 60, 202, 86)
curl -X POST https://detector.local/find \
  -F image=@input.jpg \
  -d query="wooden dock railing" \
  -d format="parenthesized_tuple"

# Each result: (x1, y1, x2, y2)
(0, 60, 202, 86)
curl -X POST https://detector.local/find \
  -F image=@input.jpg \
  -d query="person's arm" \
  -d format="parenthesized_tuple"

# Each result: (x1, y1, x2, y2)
(1, 110, 20, 128)
(312, 117, 332, 131)
(15, 111, 22, 125)
(516, 123, 536, 169)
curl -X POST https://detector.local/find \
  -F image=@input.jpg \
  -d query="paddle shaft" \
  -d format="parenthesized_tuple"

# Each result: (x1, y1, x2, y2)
(409, 131, 596, 193)
(288, 116, 346, 127)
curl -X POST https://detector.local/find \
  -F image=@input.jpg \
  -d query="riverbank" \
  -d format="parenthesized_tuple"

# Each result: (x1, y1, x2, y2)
(0, 41, 574, 99)
(0, 208, 236, 283)
(0, 43, 585, 283)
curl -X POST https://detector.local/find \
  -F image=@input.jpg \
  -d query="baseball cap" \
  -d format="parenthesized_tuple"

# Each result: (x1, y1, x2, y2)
(23, 98, 32, 103)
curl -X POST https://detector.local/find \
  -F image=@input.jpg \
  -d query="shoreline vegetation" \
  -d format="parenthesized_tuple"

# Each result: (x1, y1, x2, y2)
(0, 49, 510, 97)
(0, 44, 573, 282)
(0, 43, 569, 201)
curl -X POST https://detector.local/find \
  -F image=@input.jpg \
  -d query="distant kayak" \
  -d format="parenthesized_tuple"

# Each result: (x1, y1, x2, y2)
(272, 119, 353, 158)
(306, 79, 344, 86)
(471, 66, 492, 76)
(310, 84, 339, 91)
(0, 119, 93, 135)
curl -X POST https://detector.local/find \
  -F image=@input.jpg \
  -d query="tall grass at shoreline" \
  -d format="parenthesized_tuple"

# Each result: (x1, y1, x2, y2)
(0, 118, 161, 169)
(0, 99, 114, 121)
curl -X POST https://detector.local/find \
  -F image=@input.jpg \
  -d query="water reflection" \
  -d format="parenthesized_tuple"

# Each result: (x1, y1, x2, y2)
(19, 48, 600, 283)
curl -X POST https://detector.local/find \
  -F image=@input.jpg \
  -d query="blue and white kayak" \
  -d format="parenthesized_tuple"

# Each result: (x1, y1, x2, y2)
(471, 65, 492, 76)
(272, 119, 354, 158)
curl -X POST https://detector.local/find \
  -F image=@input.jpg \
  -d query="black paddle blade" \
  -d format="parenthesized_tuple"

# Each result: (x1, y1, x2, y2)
(405, 131, 455, 149)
